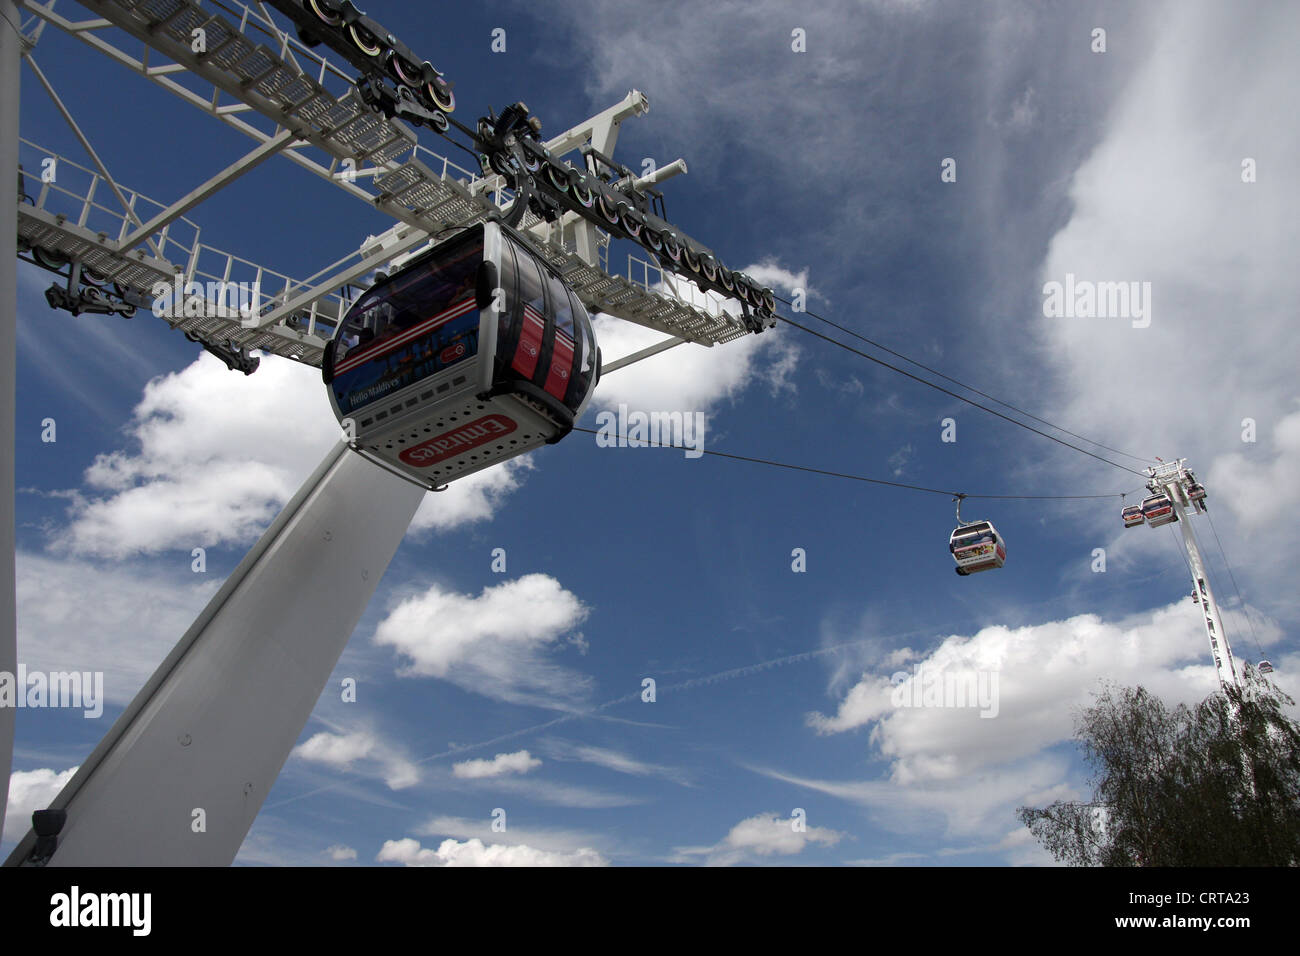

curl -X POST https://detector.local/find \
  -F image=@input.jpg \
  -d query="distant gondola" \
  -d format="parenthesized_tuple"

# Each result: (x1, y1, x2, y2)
(1122, 504, 1145, 528)
(323, 220, 599, 487)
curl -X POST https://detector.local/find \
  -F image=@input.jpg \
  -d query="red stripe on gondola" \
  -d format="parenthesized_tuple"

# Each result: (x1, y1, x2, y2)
(335, 297, 477, 375)
(512, 303, 545, 379)
(542, 331, 575, 401)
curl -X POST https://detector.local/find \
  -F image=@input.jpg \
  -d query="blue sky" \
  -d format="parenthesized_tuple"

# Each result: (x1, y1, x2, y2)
(5, 0, 1298, 866)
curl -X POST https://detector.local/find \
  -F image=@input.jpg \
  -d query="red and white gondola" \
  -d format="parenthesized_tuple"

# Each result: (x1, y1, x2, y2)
(323, 220, 599, 488)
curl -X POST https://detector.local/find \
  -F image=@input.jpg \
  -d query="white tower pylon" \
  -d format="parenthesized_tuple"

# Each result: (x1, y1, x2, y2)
(1149, 460, 1238, 689)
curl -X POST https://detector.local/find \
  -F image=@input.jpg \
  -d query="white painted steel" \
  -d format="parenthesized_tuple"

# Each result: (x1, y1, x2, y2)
(1171, 490, 1239, 690)
(3, 443, 424, 865)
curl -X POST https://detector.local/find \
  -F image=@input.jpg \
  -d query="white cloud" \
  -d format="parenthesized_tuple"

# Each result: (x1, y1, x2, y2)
(291, 731, 419, 790)
(673, 811, 844, 866)
(407, 458, 536, 534)
(752, 755, 1075, 841)
(51, 352, 526, 558)
(742, 261, 813, 302)
(543, 739, 691, 785)
(451, 750, 542, 779)
(1209, 405, 1300, 532)
(325, 844, 358, 861)
(591, 314, 798, 414)
(417, 815, 618, 858)
(53, 353, 338, 557)
(377, 836, 607, 867)
(805, 600, 1264, 785)
(888, 444, 914, 476)
(372, 574, 592, 709)
(468, 776, 642, 809)
(5, 767, 77, 843)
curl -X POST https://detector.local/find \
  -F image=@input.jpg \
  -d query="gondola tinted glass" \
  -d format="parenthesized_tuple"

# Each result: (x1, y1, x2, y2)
(331, 231, 482, 416)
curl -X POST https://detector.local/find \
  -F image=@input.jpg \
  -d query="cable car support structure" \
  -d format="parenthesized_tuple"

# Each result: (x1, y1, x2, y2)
(2, 0, 775, 865)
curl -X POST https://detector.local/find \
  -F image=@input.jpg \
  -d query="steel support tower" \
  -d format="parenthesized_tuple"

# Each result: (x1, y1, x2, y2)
(1150, 460, 1239, 689)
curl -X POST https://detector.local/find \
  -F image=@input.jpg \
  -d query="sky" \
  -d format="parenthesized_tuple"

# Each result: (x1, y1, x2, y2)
(4, 0, 1298, 867)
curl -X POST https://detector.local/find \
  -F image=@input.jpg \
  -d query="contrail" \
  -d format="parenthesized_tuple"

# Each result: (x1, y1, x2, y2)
(268, 627, 942, 809)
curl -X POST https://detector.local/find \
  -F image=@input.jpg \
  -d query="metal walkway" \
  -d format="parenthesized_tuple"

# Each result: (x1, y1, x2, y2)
(20, 0, 752, 351)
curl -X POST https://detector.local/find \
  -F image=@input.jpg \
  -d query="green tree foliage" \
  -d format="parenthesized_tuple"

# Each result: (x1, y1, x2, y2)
(1018, 669, 1300, 865)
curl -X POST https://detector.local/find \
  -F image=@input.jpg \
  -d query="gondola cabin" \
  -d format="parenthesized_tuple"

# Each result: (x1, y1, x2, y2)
(1258, 660, 1274, 675)
(949, 521, 1006, 575)
(1141, 492, 1177, 528)
(323, 221, 599, 487)
(1122, 505, 1145, 528)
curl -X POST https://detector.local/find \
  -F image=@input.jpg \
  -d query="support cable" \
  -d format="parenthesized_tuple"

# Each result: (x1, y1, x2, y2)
(572, 426, 1140, 502)
(774, 309, 1150, 477)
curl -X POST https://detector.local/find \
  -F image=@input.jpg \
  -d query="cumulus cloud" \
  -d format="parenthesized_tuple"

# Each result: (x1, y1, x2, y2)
(50, 353, 526, 558)
(451, 750, 543, 779)
(407, 458, 535, 534)
(325, 844, 358, 861)
(805, 600, 1272, 786)
(377, 836, 607, 867)
(5, 767, 77, 842)
(591, 314, 799, 413)
(372, 574, 592, 709)
(417, 815, 618, 859)
(742, 261, 814, 303)
(673, 812, 844, 866)
(51, 353, 337, 557)
(292, 731, 419, 790)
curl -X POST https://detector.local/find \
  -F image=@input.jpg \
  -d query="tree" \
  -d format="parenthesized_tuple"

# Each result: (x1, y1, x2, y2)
(1017, 668, 1300, 866)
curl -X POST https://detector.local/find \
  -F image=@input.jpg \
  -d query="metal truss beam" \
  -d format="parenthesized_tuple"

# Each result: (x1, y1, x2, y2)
(253, 221, 432, 329)
(17, 0, 754, 358)
(599, 335, 687, 375)
(22, 51, 163, 259)
(120, 126, 300, 252)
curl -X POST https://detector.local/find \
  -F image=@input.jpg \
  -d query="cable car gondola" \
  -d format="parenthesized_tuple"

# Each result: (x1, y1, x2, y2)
(1140, 492, 1177, 528)
(323, 220, 600, 488)
(1258, 660, 1274, 675)
(1122, 504, 1145, 528)
(949, 497, 1006, 575)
